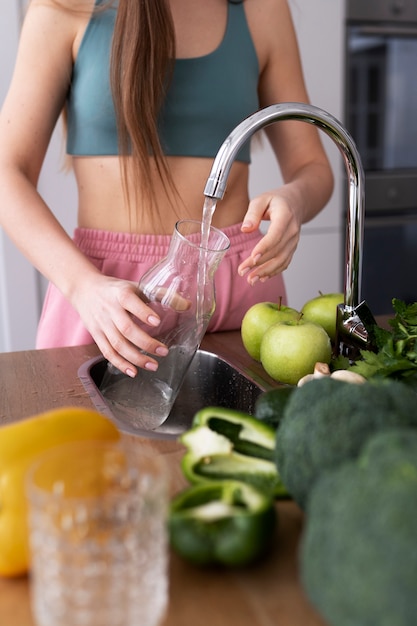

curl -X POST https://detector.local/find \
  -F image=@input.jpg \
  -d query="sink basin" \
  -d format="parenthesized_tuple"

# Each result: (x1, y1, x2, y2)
(78, 349, 266, 440)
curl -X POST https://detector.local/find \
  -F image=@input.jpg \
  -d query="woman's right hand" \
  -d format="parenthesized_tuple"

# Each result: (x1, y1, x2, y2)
(72, 273, 169, 378)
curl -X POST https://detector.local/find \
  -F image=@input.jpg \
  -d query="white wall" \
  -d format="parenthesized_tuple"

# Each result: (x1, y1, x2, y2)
(0, 0, 345, 351)
(0, 0, 41, 352)
(249, 0, 346, 309)
(0, 0, 77, 352)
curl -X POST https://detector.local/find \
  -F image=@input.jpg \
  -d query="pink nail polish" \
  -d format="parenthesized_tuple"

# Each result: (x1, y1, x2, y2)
(145, 361, 158, 371)
(148, 315, 160, 326)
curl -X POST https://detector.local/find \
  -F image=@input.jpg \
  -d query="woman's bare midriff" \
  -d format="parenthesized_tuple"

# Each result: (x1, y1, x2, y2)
(68, 0, 265, 237)
(74, 155, 251, 235)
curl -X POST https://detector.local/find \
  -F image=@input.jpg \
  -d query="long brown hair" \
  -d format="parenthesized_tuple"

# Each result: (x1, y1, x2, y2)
(110, 0, 177, 219)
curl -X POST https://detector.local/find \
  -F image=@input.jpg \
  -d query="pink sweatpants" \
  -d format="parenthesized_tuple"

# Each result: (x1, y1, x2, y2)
(36, 223, 287, 348)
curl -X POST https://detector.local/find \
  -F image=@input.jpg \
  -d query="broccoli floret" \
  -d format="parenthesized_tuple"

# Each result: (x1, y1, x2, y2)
(300, 428, 417, 626)
(275, 377, 417, 508)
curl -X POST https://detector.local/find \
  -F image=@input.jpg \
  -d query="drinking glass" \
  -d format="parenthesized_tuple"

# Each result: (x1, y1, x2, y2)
(26, 440, 169, 626)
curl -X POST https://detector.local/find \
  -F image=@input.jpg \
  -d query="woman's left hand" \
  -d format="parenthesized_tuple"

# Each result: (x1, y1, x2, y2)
(237, 188, 303, 285)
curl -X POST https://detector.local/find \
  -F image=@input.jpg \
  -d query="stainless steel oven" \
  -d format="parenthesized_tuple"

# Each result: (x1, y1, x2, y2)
(345, 0, 417, 314)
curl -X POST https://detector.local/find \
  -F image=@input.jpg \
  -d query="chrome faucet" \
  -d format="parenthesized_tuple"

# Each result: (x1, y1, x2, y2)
(203, 102, 377, 359)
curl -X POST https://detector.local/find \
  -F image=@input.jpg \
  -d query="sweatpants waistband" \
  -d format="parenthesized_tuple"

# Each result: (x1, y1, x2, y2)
(73, 223, 261, 263)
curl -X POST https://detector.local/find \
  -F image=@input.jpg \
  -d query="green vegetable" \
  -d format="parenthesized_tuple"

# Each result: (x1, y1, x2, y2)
(341, 298, 417, 386)
(169, 480, 276, 567)
(275, 376, 417, 508)
(181, 407, 288, 497)
(254, 386, 295, 429)
(301, 428, 417, 626)
(192, 406, 276, 460)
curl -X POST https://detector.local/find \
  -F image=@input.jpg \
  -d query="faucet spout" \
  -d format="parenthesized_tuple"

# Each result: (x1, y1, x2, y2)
(204, 102, 377, 358)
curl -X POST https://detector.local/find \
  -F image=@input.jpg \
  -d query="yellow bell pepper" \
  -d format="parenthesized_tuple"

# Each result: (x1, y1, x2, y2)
(0, 406, 120, 578)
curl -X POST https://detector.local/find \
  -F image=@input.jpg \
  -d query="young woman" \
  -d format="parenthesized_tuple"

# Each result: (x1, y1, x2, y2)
(0, 0, 333, 378)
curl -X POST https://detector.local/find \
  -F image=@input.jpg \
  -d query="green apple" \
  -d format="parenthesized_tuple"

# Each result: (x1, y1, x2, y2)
(260, 319, 332, 386)
(241, 301, 300, 361)
(301, 292, 344, 343)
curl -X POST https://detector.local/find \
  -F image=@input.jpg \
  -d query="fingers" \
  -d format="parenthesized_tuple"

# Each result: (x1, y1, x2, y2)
(153, 286, 191, 311)
(78, 279, 171, 377)
(105, 292, 171, 376)
(241, 194, 271, 233)
(96, 318, 169, 379)
(238, 252, 293, 285)
(238, 220, 300, 284)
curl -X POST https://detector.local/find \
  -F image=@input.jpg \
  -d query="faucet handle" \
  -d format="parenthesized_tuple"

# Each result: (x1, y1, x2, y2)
(335, 301, 378, 362)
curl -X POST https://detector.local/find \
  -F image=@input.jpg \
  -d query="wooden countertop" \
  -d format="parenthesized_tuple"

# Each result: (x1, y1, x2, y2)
(0, 332, 327, 626)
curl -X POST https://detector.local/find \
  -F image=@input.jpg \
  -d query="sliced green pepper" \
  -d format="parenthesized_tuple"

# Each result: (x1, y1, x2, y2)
(169, 480, 277, 567)
(192, 406, 276, 460)
(180, 407, 288, 498)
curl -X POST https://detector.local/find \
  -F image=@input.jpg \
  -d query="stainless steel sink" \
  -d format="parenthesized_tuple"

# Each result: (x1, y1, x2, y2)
(78, 349, 266, 440)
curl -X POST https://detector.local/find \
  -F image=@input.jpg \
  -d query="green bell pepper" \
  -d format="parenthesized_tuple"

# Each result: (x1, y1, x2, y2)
(169, 480, 277, 567)
(180, 407, 288, 498)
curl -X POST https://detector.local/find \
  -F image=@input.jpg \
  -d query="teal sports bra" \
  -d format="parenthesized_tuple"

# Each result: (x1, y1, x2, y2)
(66, 0, 259, 162)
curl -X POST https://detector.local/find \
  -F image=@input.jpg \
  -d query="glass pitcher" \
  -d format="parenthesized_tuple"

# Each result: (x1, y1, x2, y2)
(99, 219, 230, 432)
